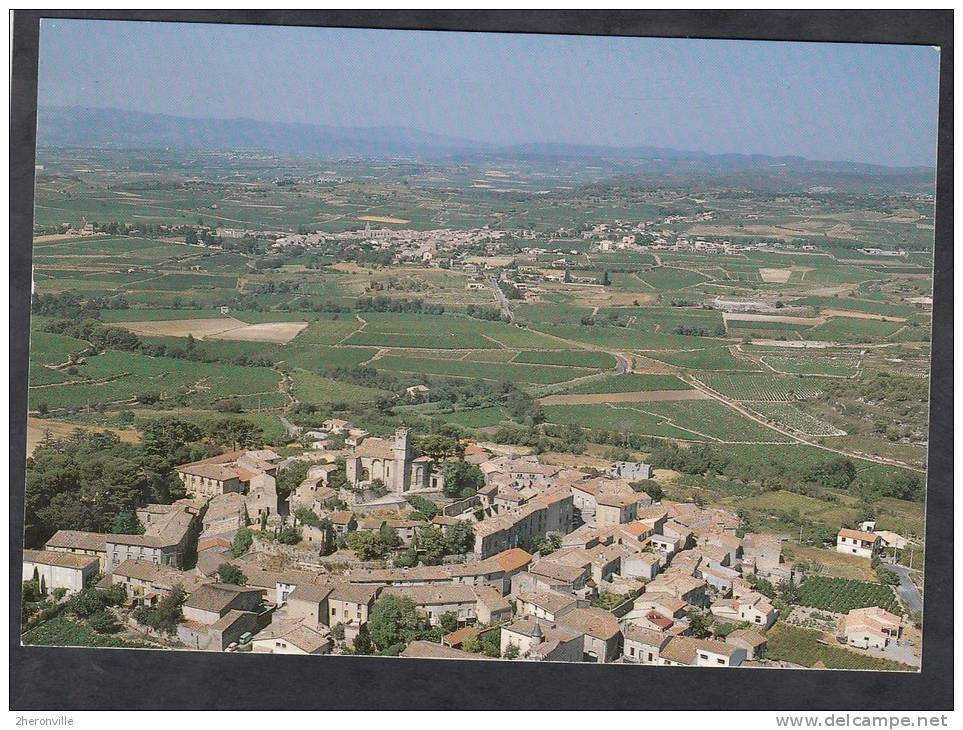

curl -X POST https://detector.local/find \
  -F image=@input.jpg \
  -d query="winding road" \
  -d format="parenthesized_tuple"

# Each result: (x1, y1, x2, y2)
(887, 563, 923, 614)
(489, 275, 515, 323)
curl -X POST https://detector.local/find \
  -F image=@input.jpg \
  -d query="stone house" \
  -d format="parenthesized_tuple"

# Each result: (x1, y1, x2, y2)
(22, 549, 99, 594)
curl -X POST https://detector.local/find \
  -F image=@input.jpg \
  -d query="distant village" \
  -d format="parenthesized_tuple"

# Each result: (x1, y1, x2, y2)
(23, 422, 916, 666)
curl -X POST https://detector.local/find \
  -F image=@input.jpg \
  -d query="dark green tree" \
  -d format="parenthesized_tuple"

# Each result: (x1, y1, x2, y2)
(367, 595, 423, 651)
(231, 527, 254, 557)
(217, 563, 247, 585)
(440, 460, 485, 499)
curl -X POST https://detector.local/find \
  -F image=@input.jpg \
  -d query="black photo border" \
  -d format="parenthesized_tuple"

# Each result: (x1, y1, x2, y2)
(9, 9, 954, 711)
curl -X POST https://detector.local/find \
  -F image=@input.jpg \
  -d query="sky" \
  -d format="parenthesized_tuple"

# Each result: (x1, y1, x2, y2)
(37, 19, 941, 167)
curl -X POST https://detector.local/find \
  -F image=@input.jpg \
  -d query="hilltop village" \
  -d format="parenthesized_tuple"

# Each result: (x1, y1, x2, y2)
(22, 425, 918, 668)
(25, 149, 932, 671)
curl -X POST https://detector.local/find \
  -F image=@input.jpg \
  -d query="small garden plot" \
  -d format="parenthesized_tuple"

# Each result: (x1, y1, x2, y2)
(637, 400, 792, 443)
(560, 373, 693, 394)
(289, 370, 389, 405)
(749, 402, 847, 436)
(512, 350, 616, 368)
(22, 616, 154, 649)
(695, 373, 823, 401)
(646, 347, 762, 372)
(795, 576, 902, 616)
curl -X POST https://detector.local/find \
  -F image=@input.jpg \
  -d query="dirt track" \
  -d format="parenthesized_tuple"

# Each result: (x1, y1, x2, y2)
(539, 389, 711, 406)
(820, 308, 906, 322)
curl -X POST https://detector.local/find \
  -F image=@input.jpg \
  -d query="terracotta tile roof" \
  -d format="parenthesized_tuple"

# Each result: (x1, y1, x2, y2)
(353, 437, 396, 460)
(727, 628, 768, 647)
(328, 583, 380, 606)
(443, 626, 482, 647)
(624, 625, 669, 648)
(838, 528, 880, 542)
(45, 530, 107, 553)
(23, 549, 98, 570)
(184, 583, 259, 614)
(383, 584, 478, 605)
(491, 548, 532, 573)
(288, 584, 335, 604)
(401, 640, 492, 660)
(556, 607, 621, 640)
(517, 590, 578, 615)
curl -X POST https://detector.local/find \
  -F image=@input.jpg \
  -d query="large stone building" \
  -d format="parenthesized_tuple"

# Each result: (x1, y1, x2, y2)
(345, 428, 442, 494)
(175, 450, 282, 523)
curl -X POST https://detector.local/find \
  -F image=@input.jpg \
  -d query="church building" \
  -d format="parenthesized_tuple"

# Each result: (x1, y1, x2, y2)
(345, 428, 443, 494)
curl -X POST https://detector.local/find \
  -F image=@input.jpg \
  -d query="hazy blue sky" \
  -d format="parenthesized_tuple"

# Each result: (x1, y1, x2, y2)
(38, 19, 941, 166)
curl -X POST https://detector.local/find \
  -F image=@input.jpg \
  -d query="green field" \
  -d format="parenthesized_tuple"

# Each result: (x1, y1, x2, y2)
(371, 355, 598, 385)
(761, 355, 860, 377)
(440, 406, 509, 428)
(29, 331, 90, 365)
(695, 373, 824, 401)
(289, 370, 389, 405)
(638, 400, 792, 442)
(635, 267, 710, 289)
(766, 623, 914, 671)
(29, 351, 283, 411)
(512, 349, 616, 368)
(543, 399, 787, 443)
(795, 576, 903, 615)
(804, 318, 906, 343)
(542, 403, 704, 440)
(99, 308, 227, 322)
(749, 402, 844, 436)
(645, 346, 762, 371)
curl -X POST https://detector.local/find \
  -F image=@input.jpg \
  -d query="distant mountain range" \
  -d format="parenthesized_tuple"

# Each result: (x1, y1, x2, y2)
(37, 105, 932, 175)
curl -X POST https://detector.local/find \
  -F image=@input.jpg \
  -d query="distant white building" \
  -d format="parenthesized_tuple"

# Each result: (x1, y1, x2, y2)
(608, 461, 653, 481)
